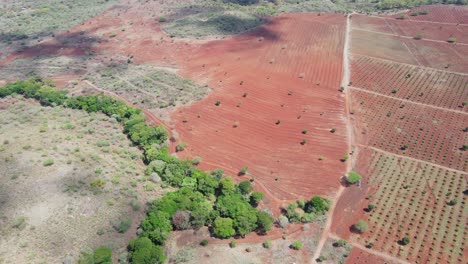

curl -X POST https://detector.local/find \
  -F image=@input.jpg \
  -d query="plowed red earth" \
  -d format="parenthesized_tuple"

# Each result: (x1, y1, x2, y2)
(0, 10, 348, 204)
(171, 13, 348, 201)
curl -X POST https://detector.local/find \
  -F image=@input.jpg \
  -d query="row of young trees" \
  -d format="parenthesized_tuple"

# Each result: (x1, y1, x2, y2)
(0, 79, 272, 264)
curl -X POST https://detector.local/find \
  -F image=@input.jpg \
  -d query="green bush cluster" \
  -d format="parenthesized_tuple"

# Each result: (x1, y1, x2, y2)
(0, 79, 270, 263)
(284, 196, 331, 223)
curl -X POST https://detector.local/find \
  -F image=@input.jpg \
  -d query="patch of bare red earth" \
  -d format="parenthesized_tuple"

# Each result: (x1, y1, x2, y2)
(347, 248, 399, 264)
(171, 13, 348, 206)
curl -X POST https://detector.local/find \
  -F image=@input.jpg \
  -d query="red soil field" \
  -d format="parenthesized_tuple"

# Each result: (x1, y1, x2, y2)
(350, 28, 468, 73)
(349, 89, 468, 171)
(393, 5, 468, 24)
(346, 248, 399, 264)
(0, 4, 349, 206)
(171, 13, 348, 201)
(352, 14, 468, 44)
(350, 55, 468, 110)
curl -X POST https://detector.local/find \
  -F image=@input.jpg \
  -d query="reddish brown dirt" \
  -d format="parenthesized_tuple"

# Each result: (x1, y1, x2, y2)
(346, 248, 398, 264)
(171, 13, 348, 201)
(391, 5, 468, 24)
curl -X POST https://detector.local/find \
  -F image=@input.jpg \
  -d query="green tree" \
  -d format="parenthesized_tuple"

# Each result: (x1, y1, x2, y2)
(250, 191, 264, 206)
(128, 237, 165, 264)
(238, 180, 253, 195)
(93, 247, 112, 264)
(354, 220, 368, 233)
(347, 171, 362, 184)
(219, 177, 236, 195)
(290, 241, 303, 250)
(305, 196, 330, 215)
(256, 211, 273, 233)
(213, 217, 235, 238)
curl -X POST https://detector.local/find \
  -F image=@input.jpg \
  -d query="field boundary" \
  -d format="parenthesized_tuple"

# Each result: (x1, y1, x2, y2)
(353, 143, 468, 175)
(349, 53, 468, 76)
(352, 28, 468, 46)
(359, 14, 468, 26)
(329, 233, 410, 264)
(349, 86, 468, 115)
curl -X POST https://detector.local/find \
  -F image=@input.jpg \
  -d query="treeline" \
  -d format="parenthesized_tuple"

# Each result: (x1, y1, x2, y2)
(0, 79, 273, 264)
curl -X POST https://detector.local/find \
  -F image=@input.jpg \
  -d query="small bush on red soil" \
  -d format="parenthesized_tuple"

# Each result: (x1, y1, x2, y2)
(239, 166, 248, 176)
(263, 239, 272, 249)
(159, 17, 167, 23)
(200, 239, 209, 246)
(366, 204, 376, 212)
(447, 199, 457, 206)
(300, 139, 307, 145)
(302, 129, 308, 134)
(175, 142, 187, 152)
(290, 241, 303, 250)
(229, 240, 237, 248)
(448, 37, 457, 43)
(399, 237, 410, 246)
(333, 239, 348, 248)
(347, 171, 362, 185)
(215, 100, 221, 106)
(330, 128, 336, 133)
(341, 155, 349, 162)
(354, 220, 368, 233)
(414, 33, 424, 40)
(275, 120, 281, 125)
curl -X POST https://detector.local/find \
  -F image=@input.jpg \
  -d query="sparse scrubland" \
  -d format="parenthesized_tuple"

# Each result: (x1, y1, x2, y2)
(0, 92, 151, 263)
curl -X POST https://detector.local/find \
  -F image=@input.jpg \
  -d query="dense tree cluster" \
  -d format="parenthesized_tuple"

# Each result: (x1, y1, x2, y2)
(0, 79, 272, 264)
(284, 196, 331, 223)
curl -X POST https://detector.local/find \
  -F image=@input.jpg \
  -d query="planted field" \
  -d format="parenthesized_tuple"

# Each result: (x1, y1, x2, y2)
(355, 150, 467, 264)
(172, 13, 348, 200)
(350, 28, 468, 73)
(350, 55, 468, 110)
(352, 14, 468, 44)
(349, 89, 468, 171)
(393, 5, 468, 24)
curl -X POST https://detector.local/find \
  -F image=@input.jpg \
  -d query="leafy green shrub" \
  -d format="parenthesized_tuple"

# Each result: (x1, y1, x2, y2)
(215, 100, 221, 106)
(399, 237, 410, 245)
(341, 155, 349, 162)
(290, 241, 303, 250)
(256, 211, 273, 233)
(200, 239, 209, 246)
(43, 158, 54, 166)
(128, 237, 165, 264)
(11, 217, 27, 229)
(175, 141, 187, 152)
(448, 37, 457, 43)
(304, 196, 330, 215)
(96, 140, 110, 147)
(250, 191, 264, 206)
(93, 247, 112, 264)
(414, 33, 424, 40)
(354, 220, 368, 233)
(213, 217, 235, 238)
(239, 166, 248, 176)
(263, 239, 272, 249)
(159, 17, 167, 23)
(347, 171, 362, 184)
(333, 239, 347, 247)
(229, 240, 237, 248)
(114, 218, 132, 233)
(238, 180, 253, 194)
(90, 179, 105, 189)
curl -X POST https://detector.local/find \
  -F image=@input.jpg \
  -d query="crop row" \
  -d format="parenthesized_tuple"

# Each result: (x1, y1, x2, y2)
(398, 5, 468, 24)
(350, 55, 468, 110)
(358, 150, 467, 264)
(350, 89, 467, 171)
